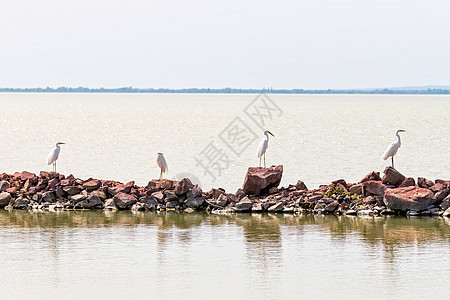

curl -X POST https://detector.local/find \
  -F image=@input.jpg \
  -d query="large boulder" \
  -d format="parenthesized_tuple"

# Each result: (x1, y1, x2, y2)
(75, 194, 103, 209)
(185, 197, 205, 209)
(382, 167, 406, 186)
(175, 178, 193, 195)
(242, 165, 283, 195)
(83, 179, 101, 191)
(383, 186, 434, 211)
(113, 192, 137, 209)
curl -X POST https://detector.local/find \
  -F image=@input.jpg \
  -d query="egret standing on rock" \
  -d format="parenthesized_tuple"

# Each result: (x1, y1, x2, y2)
(157, 153, 168, 180)
(47, 142, 65, 172)
(257, 130, 275, 168)
(382, 129, 406, 169)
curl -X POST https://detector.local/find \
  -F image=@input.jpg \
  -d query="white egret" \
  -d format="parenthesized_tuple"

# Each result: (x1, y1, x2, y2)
(382, 129, 406, 169)
(47, 142, 65, 172)
(157, 153, 168, 179)
(257, 130, 275, 168)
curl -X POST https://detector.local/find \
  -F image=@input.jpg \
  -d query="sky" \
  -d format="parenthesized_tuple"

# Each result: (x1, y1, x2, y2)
(0, 0, 449, 89)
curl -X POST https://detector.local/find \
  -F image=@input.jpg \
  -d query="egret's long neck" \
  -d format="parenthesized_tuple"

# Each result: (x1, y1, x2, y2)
(396, 132, 401, 147)
(265, 133, 270, 142)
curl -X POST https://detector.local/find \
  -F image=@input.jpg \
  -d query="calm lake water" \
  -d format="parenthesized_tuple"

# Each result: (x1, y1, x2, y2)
(0, 210, 450, 299)
(1, 93, 450, 299)
(0, 93, 449, 191)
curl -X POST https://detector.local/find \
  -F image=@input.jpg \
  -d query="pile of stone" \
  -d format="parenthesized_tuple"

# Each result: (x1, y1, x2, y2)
(0, 166, 449, 217)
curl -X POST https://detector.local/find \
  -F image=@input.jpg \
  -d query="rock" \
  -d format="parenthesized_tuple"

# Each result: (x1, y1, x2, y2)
(151, 191, 165, 202)
(216, 194, 228, 207)
(156, 179, 173, 190)
(12, 197, 29, 209)
(242, 165, 283, 195)
(104, 198, 117, 210)
(185, 197, 205, 209)
(20, 171, 36, 181)
(75, 194, 103, 209)
(332, 179, 348, 189)
(236, 197, 253, 212)
(55, 188, 64, 198)
(0, 192, 12, 207)
(0, 181, 10, 192)
(283, 207, 295, 213)
(63, 186, 81, 195)
(71, 194, 87, 203)
(440, 195, 450, 211)
(406, 210, 420, 216)
(433, 190, 449, 202)
(324, 200, 339, 212)
(380, 208, 396, 215)
(357, 209, 375, 216)
(211, 188, 225, 200)
(430, 183, 446, 193)
(382, 167, 406, 186)
(296, 180, 307, 191)
(399, 177, 415, 188)
(359, 171, 381, 183)
(309, 195, 323, 202)
(418, 177, 433, 188)
(363, 180, 387, 197)
(41, 191, 56, 203)
(83, 179, 101, 191)
(443, 207, 450, 217)
(383, 186, 434, 211)
(92, 190, 107, 200)
(165, 200, 178, 209)
(345, 209, 357, 215)
(187, 186, 202, 199)
(113, 192, 137, 209)
(175, 178, 194, 195)
(164, 190, 179, 202)
(268, 202, 284, 212)
(349, 184, 363, 195)
(141, 197, 158, 210)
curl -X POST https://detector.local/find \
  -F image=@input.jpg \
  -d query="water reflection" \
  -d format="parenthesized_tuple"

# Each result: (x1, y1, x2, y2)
(2, 210, 449, 250)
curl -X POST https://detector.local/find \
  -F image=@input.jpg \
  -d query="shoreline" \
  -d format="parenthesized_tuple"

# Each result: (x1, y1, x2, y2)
(1, 166, 449, 218)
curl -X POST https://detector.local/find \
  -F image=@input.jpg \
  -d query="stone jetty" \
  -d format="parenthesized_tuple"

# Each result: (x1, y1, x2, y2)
(1, 166, 449, 217)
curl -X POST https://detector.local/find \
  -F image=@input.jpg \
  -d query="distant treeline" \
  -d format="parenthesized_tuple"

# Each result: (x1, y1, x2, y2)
(0, 87, 450, 94)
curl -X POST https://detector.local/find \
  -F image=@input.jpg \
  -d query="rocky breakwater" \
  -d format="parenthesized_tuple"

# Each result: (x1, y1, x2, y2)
(0, 166, 449, 217)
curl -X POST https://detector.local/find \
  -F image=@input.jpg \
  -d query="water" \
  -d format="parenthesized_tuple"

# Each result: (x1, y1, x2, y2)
(1, 93, 450, 299)
(0, 93, 449, 191)
(0, 210, 449, 299)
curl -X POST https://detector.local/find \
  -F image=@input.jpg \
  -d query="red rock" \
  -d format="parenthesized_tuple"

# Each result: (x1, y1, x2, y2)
(435, 179, 450, 190)
(48, 178, 59, 190)
(175, 178, 194, 195)
(296, 180, 308, 191)
(6, 187, 18, 193)
(399, 177, 415, 188)
(363, 180, 387, 197)
(156, 179, 173, 190)
(83, 179, 101, 191)
(382, 167, 406, 186)
(63, 186, 81, 195)
(242, 165, 283, 195)
(0, 181, 10, 192)
(20, 171, 36, 182)
(332, 179, 348, 189)
(418, 177, 433, 188)
(383, 186, 434, 211)
(113, 192, 137, 209)
(430, 183, 445, 193)
(39, 171, 49, 179)
(359, 171, 381, 183)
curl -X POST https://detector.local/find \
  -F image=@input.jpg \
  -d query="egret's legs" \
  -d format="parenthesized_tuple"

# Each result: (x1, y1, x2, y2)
(391, 156, 394, 169)
(53, 161, 56, 172)
(264, 153, 266, 168)
(160, 170, 163, 180)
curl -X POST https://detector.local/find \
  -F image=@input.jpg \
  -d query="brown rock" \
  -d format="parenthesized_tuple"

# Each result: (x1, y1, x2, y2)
(399, 177, 415, 188)
(0, 192, 11, 207)
(0, 181, 10, 192)
(20, 171, 36, 181)
(83, 179, 101, 191)
(63, 186, 81, 195)
(75, 194, 103, 209)
(296, 180, 308, 191)
(113, 192, 137, 209)
(268, 202, 284, 212)
(363, 181, 387, 197)
(236, 197, 253, 212)
(418, 177, 433, 188)
(359, 171, 381, 183)
(175, 178, 193, 195)
(349, 184, 363, 195)
(382, 167, 406, 186)
(242, 165, 283, 195)
(383, 186, 434, 211)
(156, 179, 173, 190)
(48, 178, 59, 190)
(185, 197, 205, 209)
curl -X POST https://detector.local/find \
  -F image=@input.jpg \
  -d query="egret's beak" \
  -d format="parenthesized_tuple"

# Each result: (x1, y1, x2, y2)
(268, 131, 275, 137)
(398, 130, 406, 133)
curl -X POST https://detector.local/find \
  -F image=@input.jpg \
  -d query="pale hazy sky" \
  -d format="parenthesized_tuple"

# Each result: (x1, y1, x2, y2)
(1, 0, 449, 89)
